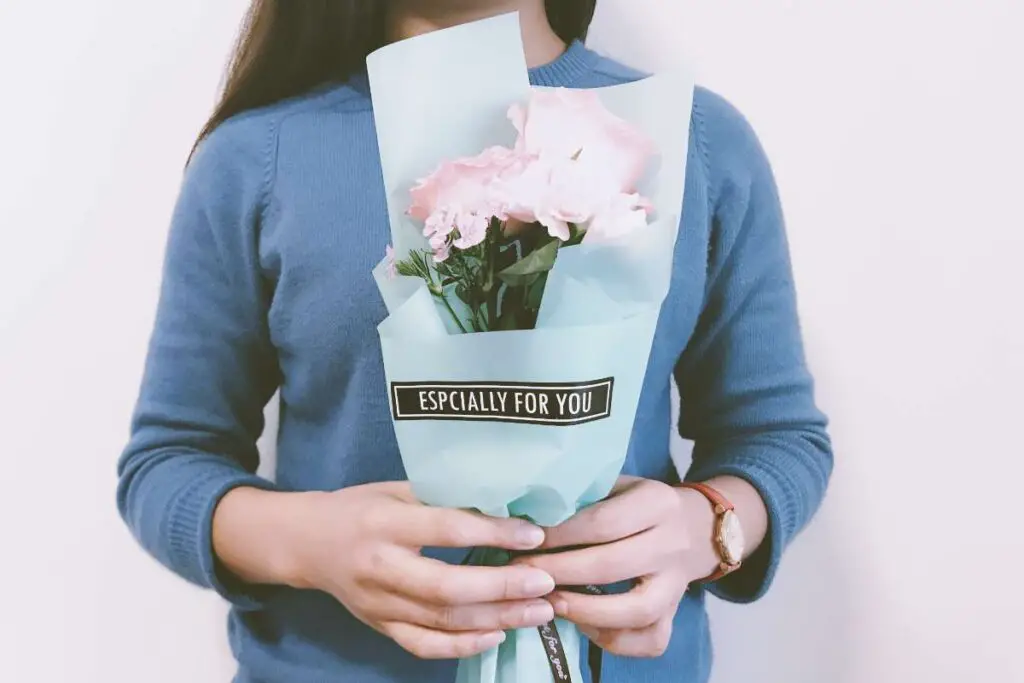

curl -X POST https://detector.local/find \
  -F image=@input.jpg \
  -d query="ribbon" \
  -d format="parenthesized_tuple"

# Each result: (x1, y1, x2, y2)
(462, 548, 606, 683)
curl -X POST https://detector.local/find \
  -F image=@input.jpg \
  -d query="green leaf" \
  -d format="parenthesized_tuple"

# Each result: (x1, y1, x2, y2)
(395, 259, 419, 278)
(497, 239, 559, 288)
(454, 284, 470, 305)
(565, 222, 585, 247)
(409, 250, 427, 271)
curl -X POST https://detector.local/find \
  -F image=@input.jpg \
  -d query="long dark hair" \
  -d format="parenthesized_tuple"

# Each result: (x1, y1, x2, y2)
(194, 0, 597, 150)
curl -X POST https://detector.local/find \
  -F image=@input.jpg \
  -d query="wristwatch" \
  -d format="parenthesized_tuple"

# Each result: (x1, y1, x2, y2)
(678, 482, 745, 582)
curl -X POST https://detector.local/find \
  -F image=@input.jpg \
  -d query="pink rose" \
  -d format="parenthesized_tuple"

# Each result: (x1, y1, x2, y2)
(585, 192, 652, 243)
(508, 88, 655, 194)
(405, 89, 657, 253)
(498, 89, 656, 241)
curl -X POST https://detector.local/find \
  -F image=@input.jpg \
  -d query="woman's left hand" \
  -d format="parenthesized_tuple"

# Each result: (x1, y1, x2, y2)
(513, 476, 721, 658)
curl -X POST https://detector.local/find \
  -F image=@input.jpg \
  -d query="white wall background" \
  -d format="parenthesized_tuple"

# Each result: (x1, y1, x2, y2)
(1, 1, 1021, 681)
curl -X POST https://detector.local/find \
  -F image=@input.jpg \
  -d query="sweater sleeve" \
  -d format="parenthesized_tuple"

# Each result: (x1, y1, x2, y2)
(675, 90, 833, 603)
(116, 115, 282, 609)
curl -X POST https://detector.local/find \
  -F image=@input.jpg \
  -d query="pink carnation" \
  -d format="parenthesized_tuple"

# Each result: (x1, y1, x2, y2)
(384, 244, 397, 279)
(408, 145, 522, 261)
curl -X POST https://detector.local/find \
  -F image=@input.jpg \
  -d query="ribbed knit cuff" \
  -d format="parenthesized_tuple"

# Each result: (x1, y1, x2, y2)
(165, 460, 280, 610)
(686, 443, 804, 603)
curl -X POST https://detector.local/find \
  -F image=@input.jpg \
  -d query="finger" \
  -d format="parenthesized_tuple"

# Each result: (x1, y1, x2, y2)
(519, 528, 666, 586)
(376, 593, 555, 632)
(383, 622, 506, 660)
(378, 551, 556, 605)
(541, 480, 673, 549)
(387, 506, 546, 551)
(585, 618, 674, 658)
(547, 576, 680, 630)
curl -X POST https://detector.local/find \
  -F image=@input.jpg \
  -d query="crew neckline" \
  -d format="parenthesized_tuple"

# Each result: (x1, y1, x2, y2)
(345, 39, 597, 97)
(528, 40, 598, 87)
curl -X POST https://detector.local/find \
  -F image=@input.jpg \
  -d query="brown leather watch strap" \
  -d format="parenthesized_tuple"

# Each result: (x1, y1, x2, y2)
(677, 482, 741, 583)
(678, 482, 734, 514)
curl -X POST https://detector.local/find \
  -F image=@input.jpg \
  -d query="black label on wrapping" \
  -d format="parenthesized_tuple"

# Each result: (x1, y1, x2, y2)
(390, 378, 614, 426)
(537, 621, 573, 682)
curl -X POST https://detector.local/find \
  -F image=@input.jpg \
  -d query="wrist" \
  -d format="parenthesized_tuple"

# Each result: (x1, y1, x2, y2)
(213, 487, 325, 590)
(676, 486, 723, 580)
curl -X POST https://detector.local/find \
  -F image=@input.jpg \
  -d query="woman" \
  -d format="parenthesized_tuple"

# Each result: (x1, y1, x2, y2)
(117, 1, 833, 682)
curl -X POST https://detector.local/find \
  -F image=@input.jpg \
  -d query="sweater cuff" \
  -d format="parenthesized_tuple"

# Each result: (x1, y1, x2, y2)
(165, 460, 280, 610)
(686, 443, 804, 603)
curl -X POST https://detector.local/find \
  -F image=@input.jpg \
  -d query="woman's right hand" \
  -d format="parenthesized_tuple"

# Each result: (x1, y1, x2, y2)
(213, 482, 556, 659)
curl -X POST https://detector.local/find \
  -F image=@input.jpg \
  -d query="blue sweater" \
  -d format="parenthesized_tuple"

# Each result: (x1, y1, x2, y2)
(118, 41, 832, 683)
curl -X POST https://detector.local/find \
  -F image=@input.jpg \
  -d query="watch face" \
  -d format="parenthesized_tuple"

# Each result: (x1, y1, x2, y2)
(719, 510, 745, 565)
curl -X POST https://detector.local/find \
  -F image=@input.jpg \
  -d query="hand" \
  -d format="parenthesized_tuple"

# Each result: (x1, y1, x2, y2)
(513, 476, 720, 658)
(213, 483, 556, 660)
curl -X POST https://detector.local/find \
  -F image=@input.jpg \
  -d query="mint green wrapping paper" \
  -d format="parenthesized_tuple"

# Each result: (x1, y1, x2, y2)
(367, 13, 694, 683)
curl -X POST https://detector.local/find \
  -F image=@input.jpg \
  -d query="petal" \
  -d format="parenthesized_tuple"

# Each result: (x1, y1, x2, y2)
(453, 213, 489, 249)
(512, 88, 656, 194)
(538, 213, 571, 241)
(408, 146, 521, 227)
(433, 242, 451, 263)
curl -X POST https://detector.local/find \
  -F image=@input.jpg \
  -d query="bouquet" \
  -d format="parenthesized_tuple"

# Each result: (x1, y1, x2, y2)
(367, 13, 694, 683)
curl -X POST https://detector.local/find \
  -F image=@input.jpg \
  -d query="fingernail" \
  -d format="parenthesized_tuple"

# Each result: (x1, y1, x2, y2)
(523, 601, 556, 626)
(550, 597, 569, 616)
(480, 631, 506, 649)
(519, 570, 556, 596)
(515, 525, 545, 548)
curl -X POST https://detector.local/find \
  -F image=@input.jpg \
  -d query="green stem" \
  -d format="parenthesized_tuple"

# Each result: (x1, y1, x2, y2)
(485, 219, 502, 331)
(422, 254, 468, 334)
(468, 303, 484, 332)
(437, 293, 468, 334)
